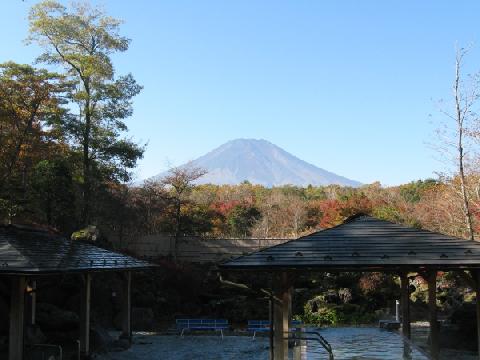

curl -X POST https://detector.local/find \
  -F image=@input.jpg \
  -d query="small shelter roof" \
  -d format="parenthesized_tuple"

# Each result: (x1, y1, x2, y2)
(0, 225, 152, 274)
(221, 214, 480, 271)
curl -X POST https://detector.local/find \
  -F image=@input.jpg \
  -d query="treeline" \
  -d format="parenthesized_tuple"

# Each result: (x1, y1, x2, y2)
(118, 174, 479, 242)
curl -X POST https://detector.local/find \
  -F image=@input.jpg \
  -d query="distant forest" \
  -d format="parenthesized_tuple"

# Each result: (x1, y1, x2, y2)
(100, 175, 480, 241)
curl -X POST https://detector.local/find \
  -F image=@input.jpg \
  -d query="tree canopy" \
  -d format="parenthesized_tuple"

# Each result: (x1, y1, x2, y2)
(28, 0, 144, 224)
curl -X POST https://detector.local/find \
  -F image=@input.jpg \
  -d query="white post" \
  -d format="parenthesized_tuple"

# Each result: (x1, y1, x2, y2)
(395, 300, 400, 322)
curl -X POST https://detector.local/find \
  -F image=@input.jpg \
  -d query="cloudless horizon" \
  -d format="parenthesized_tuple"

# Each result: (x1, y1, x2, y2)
(2, 0, 480, 186)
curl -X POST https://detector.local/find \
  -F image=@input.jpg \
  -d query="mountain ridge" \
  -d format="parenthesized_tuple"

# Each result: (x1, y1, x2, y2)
(152, 139, 361, 187)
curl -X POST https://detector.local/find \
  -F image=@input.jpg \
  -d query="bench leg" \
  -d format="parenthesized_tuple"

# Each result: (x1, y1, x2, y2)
(180, 328, 185, 337)
(220, 329, 224, 339)
(252, 331, 256, 340)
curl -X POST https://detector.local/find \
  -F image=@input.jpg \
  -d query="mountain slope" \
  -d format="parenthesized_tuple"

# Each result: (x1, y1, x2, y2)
(155, 139, 361, 187)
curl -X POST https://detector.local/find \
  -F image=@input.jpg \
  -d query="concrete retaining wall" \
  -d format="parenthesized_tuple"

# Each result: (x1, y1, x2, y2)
(124, 234, 291, 263)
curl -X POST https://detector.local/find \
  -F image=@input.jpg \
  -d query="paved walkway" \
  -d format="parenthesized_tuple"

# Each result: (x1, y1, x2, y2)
(98, 327, 478, 360)
(98, 334, 269, 360)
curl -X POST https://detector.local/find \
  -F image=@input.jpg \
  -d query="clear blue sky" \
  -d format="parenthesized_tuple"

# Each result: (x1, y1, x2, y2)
(2, 0, 480, 185)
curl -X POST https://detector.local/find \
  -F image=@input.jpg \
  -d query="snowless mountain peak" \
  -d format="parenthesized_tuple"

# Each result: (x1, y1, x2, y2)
(154, 139, 361, 187)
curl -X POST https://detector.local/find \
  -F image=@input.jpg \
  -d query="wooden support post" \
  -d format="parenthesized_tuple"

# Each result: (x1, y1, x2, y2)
(79, 273, 92, 357)
(281, 280, 291, 360)
(31, 280, 36, 326)
(283, 284, 292, 336)
(269, 294, 274, 360)
(474, 270, 480, 360)
(9, 276, 26, 360)
(120, 272, 132, 343)
(400, 272, 411, 339)
(427, 271, 439, 360)
(287, 285, 292, 330)
(273, 272, 290, 360)
(25, 280, 37, 326)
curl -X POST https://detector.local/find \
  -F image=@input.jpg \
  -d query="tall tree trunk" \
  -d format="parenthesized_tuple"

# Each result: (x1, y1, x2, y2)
(455, 53, 475, 240)
(174, 198, 181, 262)
(82, 81, 92, 226)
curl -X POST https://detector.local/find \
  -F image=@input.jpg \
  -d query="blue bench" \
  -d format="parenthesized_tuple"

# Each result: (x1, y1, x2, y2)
(247, 319, 302, 339)
(176, 319, 229, 338)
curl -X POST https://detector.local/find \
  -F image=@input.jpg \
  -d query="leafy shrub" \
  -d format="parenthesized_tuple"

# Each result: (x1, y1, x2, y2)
(302, 302, 338, 326)
(300, 297, 379, 326)
(335, 305, 378, 324)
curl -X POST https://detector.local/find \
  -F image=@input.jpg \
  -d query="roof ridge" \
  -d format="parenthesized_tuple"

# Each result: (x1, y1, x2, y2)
(342, 213, 372, 223)
(1, 223, 60, 235)
(220, 212, 480, 270)
(0, 226, 154, 274)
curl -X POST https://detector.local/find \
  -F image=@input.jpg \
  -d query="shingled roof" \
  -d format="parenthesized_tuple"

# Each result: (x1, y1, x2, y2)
(0, 225, 152, 274)
(221, 214, 480, 271)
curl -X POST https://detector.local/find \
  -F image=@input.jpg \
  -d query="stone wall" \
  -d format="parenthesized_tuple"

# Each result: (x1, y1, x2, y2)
(122, 234, 291, 263)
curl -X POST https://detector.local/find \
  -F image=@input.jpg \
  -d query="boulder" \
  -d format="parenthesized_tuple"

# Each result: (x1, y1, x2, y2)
(338, 288, 353, 304)
(444, 303, 478, 351)
(71, 225, 100, 242)
(111, 338, 131, 351)
(90, 326, 114, 353)
(324, 290, 340, 304)
(450, 303, 476, 333)
(36, 303, 79, 331)
(113, 312, 122, 330)
(132, 307, 154, 331)
(25, 325, 47, 345)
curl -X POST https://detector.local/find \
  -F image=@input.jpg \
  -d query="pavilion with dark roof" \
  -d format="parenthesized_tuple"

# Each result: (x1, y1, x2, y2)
(221, 214, 480, 360)
(0, 224, 154, 360)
